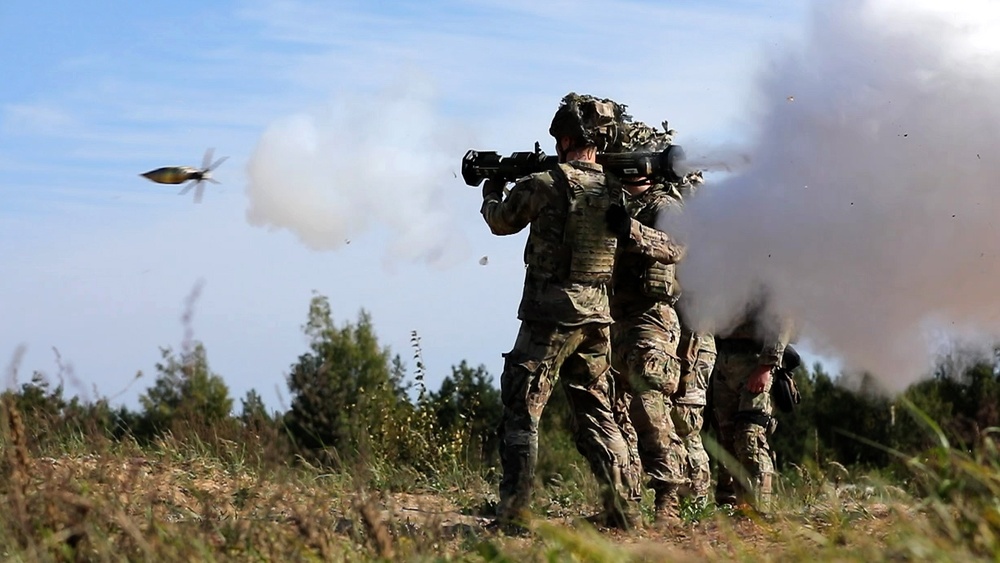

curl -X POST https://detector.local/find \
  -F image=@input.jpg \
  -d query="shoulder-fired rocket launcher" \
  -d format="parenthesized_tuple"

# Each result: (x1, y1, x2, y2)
(461, 142, 689, 187)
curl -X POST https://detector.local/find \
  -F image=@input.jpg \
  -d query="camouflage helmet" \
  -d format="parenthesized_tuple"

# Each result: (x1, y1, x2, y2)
(609, 117, 705, 197)
(610, 119, 676, 153)
(549, 92, 627, 152)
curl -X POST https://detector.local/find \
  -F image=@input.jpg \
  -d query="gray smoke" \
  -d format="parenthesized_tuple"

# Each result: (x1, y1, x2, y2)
(245, 77, 473, 267)
(670, 0, 1000, 393)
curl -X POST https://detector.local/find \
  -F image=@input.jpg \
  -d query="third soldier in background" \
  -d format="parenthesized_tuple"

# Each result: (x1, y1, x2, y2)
(710, 288, 795, 515)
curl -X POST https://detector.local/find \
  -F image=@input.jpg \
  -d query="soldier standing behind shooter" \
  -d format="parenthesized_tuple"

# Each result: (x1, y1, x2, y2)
(480, 92, 644, 531)
(604, 118, 692, 527)
(603, 115, 720, 521)
(673, 309, 717, 505)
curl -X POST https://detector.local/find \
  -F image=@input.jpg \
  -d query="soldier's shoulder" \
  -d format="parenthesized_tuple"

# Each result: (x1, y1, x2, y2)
(647, 184, 683, 206)
(511, 169, 554, 186)
(508, 169, 561, 198)
(564, 161, 605, 177)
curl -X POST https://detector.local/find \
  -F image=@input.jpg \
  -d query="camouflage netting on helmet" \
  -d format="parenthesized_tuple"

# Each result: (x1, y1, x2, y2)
(549, 92, 629, 151)
(610, 114, 704, 196)
(550, 93, 704, 195)
(616, 119, 675, 153)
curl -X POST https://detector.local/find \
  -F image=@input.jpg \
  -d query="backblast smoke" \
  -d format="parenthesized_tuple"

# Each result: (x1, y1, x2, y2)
(670, 0, 1000, 392)
(244, 78, 472, 268)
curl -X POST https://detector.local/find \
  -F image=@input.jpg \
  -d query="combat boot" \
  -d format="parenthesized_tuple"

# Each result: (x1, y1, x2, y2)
(494, 487, 535, 535)
(600, 489, 642, 531)
(652, 483, 683, 528)
(729, 473, 773, 520)
(714, 474, 738, 508)
(753, 472, 773, 516)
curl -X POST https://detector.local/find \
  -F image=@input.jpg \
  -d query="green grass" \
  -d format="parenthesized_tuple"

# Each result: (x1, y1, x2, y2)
(3, 394, 1000, 561)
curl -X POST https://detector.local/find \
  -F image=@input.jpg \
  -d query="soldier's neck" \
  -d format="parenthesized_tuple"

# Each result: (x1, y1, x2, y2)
(562, 146, 597, 163)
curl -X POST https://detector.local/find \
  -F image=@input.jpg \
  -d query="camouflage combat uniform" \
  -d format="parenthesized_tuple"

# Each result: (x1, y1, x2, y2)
(482, 160, 640, 529)
(609, 183, 689, 523)
(710, 301, 794, 513)
(665, 171, 716, 505)
(673, 319, 716, 503)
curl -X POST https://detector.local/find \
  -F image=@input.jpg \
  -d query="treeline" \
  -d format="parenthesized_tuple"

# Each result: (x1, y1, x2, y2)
(772, 350, 1000, 472)
(5, 292, 1000, 482)
(2, 293, 502, 483)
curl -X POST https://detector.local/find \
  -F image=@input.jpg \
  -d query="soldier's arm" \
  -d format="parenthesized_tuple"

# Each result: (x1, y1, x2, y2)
(622, 220, 687, 264)
(759, 316, 796, 367)
(480, 175, 548, 235)
(619, 196, 686, 264)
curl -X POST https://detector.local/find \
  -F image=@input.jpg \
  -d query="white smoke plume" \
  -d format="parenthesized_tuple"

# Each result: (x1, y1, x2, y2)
(671, 0, 1000, 393)
(245, 76, 473, 268)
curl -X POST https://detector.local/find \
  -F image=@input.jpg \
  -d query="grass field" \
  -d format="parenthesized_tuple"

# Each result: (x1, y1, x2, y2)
(3, 391, 998, 563)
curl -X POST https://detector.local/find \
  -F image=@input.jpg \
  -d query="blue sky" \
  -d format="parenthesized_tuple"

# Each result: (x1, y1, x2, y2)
(1, 0, 810, 411)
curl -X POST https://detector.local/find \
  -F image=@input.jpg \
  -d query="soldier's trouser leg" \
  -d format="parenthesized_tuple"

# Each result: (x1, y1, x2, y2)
(712, 346, 775, 512)
(612, 320, 685, 523)
(562, 324, 640, 528)
(734, 415, 775, 512)
(672, 404, 710, 502)
(628, 389, 684, 522)
(710, 351, 740, 505)
(496, 322, 568, 525)
(610, 375, 643, 504)
(497, 322, 636, 526)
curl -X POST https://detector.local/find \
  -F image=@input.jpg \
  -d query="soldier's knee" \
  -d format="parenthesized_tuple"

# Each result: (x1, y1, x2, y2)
(734, 416, 774, 475)
(499, 356, 533, 405)
(735, 410, 777, 436)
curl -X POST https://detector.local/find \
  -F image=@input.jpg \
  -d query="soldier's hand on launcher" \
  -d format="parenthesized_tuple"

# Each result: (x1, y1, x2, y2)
(482, 178, 506, 200)
(747, 364, 773, 394)
(605, 205, 631, 237)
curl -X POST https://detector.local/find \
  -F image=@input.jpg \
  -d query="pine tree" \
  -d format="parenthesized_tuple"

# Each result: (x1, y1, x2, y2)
(137, 341, 233, 438)
(283, 293, 409, 466)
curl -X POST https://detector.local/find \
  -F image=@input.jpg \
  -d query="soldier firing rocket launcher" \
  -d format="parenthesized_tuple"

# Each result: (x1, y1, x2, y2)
(461, 141, 690, 187)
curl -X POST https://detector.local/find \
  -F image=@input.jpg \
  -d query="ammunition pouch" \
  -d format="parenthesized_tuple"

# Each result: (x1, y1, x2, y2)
(640, 261, 679, 303)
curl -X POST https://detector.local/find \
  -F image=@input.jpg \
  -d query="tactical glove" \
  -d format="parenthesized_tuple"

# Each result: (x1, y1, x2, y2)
(482, 178, 505, 200)
(605, 204, 632, 237)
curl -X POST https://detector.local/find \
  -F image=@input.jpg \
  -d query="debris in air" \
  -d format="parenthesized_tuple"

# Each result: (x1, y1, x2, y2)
(479, 256, 489, 266)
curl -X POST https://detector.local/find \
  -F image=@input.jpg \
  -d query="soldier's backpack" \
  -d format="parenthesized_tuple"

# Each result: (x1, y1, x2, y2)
(772, 345, 802, 413)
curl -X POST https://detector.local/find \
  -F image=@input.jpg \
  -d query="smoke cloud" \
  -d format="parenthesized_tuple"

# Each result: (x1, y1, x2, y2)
(244, 76, 473, 268)
(671, 0, 1000, 393)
